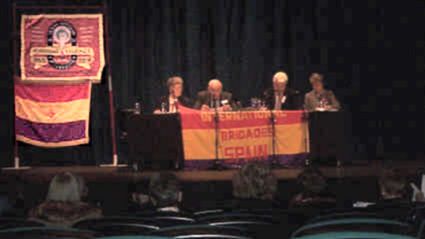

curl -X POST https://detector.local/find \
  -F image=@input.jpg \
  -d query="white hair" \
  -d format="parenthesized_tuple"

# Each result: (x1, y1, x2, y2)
(273, 71, 288, 84)
(208, 79, 222, 88)
(46, 172, 81, 202)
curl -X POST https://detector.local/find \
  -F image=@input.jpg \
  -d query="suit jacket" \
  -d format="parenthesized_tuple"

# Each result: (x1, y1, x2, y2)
(155, 95, 193, 112)
(263, 88, 302, 110)
(193, 90, 234, 109)
(304, 89, 340, 112)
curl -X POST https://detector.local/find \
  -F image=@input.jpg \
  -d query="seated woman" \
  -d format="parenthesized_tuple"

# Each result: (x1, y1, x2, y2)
(304, 73, 341, 112)
(28, 172, 102, 227)
(289, 166, 336, 209)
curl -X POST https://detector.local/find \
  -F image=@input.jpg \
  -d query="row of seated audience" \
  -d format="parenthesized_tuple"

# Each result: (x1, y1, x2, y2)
(0, 162, 424, 238)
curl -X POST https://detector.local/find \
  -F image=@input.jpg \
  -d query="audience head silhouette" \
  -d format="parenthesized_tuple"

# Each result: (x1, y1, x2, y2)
(232, 161, 277, 200)
(29, 172, 102, 226)
(297, 166, 327, 195)
(46, 172, 81, 202)
(379, 168, 407, 200)
(149, 172, 182, 209)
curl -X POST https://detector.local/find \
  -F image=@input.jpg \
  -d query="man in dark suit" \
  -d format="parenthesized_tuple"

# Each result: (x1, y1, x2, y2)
(194, 79, 234, 111)
(154, 76, 192, 113)
(263, 71, 302, 110)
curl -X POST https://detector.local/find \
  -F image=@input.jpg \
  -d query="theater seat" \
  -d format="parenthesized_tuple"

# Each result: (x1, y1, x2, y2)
(73, 217, 160, 236)
(94, 236, 170, 239)
(0, 226, 98, 239)
(196, 212, 277, 238)
(0, 217, 44, 230)
(308, 211, 385, 224)
(291, 218, 411, 238)
(193, 209, 225, 216)
(197, 212, 276, 226)
(291, 231, 416, 239)
(147, 224, 251, 239)
(132, 211, 196, 227)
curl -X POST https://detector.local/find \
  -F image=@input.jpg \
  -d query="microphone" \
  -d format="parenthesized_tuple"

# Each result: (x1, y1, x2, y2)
(173, 98, 179, 111)
(210, 93, 220, 109)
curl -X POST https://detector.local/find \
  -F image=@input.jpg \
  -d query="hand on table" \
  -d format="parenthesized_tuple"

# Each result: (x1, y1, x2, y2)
(201, 104, 210, 111)
(221, 105, 232, 111)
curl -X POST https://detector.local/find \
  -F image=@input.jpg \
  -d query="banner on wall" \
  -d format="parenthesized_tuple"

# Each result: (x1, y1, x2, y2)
(179, 107, 309, 169)
(20, 14, 105, 83)
(14, 79, 92, 147)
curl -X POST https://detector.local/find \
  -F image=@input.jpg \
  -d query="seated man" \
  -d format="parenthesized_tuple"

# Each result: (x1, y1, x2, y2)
(304, 73, 341, 112)
(289, 166, 336, 209)
(263, 71, 302, 110)
(194, 79, 234, 111)
(352, 168, 411, 220)
(154, 76, 192, 113)
(129, 173, 194, 227)
(149, 172, 183, 213)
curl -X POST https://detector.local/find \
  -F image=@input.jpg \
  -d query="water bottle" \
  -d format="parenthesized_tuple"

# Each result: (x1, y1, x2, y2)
(251, 98, 259, 109)
(250, 98, 256, 108)
(134, 102, 141, 115)
(161, 102, 167, 113)
(260, 100, 266, 109)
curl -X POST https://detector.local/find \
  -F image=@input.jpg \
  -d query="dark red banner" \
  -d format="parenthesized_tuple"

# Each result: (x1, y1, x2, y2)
(20, 14, 105, 83)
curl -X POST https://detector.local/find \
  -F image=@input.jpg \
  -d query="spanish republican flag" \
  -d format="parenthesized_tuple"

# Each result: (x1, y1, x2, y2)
(14, 79, 91, 147)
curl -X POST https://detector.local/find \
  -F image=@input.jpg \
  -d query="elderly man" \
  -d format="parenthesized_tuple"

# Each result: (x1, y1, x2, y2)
(194, 79, 234, 111)
(304, 73, 340, 112)
(154, 76, 192, 113)
(263, 71, 301, 110)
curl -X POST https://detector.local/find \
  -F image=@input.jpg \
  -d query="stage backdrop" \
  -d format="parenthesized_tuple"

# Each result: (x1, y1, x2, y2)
(0, 0, 424, 166)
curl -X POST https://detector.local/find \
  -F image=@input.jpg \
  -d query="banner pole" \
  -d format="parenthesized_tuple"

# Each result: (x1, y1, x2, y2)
(100, 0, 126, 168)
(15, 5, 103, 10)
(304, 111, 311, 166)
(3, 2, 30, 171)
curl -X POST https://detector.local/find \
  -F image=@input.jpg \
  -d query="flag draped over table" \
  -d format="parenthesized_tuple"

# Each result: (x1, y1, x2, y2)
(14, 79, 92, 147)
(179, 107, 309, 169)
(20, 14, 104, 83)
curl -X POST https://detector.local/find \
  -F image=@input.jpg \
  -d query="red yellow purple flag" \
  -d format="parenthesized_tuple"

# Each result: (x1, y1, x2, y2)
(179, 107, 309, 169)
(14, 79, 92, 147)
(20, 14, 104, 83)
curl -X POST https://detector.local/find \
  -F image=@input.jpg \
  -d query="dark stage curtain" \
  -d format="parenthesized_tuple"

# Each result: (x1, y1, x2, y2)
(0, 0, 424, 166)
